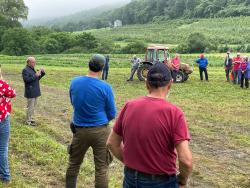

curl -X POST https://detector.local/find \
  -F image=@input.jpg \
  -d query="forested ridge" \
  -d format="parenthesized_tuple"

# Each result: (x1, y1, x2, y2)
(112, 0, 250, 24)
(48, 0, 250, 31)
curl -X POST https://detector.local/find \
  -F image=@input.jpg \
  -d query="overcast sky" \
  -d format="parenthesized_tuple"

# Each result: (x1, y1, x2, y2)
(23, 0, 129, 20)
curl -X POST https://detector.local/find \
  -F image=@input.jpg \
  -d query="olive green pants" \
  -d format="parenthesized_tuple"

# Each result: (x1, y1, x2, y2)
(66, 125, 113, 188)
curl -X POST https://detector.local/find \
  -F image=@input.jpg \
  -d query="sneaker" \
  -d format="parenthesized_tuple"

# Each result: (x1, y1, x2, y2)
(26, 121, 36, 126)
(127, 79, 133, 81)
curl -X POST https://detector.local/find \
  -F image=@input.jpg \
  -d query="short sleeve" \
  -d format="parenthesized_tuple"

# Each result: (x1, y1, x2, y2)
(173, 110, 191, 146)
(113, 103, 128, 137)
(0, 80, 16, 98)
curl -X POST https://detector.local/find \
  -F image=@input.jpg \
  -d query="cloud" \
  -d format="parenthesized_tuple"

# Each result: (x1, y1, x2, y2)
(24, 0, 128, 19)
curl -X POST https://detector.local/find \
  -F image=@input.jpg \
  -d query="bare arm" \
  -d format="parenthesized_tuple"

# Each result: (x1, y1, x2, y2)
(106, 130, 123, 162)
(176, 140, 193, 186)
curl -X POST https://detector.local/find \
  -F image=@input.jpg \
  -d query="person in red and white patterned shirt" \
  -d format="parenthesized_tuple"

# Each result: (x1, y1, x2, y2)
(0, 79, 16, 183)
(0, 80, 16, 122)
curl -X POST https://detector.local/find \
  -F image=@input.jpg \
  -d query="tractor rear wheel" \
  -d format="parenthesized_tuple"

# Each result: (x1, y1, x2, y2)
(137, 63, 152, 81)
(184, 73, 189, 81)
(174, 71, 185, 83)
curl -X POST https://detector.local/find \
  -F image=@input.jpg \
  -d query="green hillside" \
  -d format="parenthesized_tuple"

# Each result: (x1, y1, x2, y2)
(89, 16, 250, 49)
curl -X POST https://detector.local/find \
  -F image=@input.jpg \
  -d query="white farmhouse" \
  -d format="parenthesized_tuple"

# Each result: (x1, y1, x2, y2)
(114, 20, 122, 28)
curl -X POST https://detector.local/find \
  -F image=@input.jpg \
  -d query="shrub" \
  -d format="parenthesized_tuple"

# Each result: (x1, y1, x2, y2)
(74, 32, 98, 49)
(121, 41, 146, 54)
(95, 39, 115, 54)
(49, 32, 74, 53)
(42, 38, 60, 54)
(177, 32, 217, 53)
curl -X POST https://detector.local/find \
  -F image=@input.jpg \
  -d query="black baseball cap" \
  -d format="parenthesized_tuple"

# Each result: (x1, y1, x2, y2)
(147, 63, 172, 87)
(89, 54, 105, 72)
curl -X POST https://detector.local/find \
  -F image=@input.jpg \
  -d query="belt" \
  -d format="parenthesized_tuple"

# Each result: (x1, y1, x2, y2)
(125, 166, 175, 181)
(75, 124, 107, 129)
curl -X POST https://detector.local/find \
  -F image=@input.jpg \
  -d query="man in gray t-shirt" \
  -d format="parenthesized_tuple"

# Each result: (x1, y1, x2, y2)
(127, 55, 141, 81)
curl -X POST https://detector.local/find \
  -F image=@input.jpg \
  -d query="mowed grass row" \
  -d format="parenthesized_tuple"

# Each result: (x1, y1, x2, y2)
(1, 53, 250, 69)
(0, 62, 249, 187)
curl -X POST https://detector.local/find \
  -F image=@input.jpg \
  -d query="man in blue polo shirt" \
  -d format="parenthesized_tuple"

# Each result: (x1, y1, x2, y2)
(196, 53, 209, 81)
(66, 54, 116, 188)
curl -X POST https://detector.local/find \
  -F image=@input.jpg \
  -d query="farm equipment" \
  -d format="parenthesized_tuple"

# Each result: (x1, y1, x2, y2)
(136, 46, 193, 83)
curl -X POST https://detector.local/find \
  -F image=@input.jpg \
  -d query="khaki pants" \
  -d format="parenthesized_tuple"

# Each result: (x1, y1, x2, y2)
(66, 125, 113, 188)
(26, 98, 37, 122)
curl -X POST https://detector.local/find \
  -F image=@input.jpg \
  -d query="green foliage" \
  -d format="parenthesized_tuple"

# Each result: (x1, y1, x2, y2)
(0, 26, 99, 55)
(95, 39, 115, 54)
(0, 0, 28, 21)
(74, 32, 98, 49)
(0, 0, 28, 54)
(121, 41, 146, 54)
(48, 32, 74, 53)
(30, 26, 54, 41)
(41, 38, 60, 54)
(1, 27, 37, 55)
(178, 32, 217, 53)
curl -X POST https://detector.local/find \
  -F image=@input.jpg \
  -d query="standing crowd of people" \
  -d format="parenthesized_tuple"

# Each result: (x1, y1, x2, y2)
(224, 52, 250, 88)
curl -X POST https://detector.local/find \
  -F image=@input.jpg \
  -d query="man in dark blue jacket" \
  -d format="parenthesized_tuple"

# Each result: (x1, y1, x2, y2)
(196, 54, 209, 81)
(66, 54, 116, 188)
(22, 57, 45, 126)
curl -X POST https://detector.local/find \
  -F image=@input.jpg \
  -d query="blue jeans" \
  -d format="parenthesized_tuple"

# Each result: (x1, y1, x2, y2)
(233, 70, 240, 84)
(0, 116, 10, 182)
(123, 167, 179, 188)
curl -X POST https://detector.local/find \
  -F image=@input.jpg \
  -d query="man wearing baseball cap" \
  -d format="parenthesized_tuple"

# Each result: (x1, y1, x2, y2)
(66, 54, 116, 188)
(107, 63, 193, 187)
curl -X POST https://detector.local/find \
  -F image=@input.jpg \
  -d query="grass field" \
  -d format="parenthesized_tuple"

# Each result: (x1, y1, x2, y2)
(1, 53, 250, 68)
(0, 55, 249, 187)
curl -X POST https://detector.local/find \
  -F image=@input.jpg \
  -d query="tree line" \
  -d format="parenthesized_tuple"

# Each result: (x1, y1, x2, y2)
(0, 1, 142, 56)
(0, 0, 103, 55)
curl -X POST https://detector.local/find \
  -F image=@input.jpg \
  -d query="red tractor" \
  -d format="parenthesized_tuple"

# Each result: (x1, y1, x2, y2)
(137, 46, 193, 83)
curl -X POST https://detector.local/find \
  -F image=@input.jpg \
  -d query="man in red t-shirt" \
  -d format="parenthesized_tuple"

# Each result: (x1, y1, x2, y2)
(232, 53, 242, 84)
(107, 63, 192, 188)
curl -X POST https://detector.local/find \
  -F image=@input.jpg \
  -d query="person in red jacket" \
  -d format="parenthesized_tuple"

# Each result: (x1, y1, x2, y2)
(239, 57, 248, 88)
(171, 54, 181, 81)
(232, 53, 242, 84)
(0, 77, 16, 183)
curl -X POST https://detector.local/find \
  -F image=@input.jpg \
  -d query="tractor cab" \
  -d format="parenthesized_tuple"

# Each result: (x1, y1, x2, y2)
(145, 47, 170, 64)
